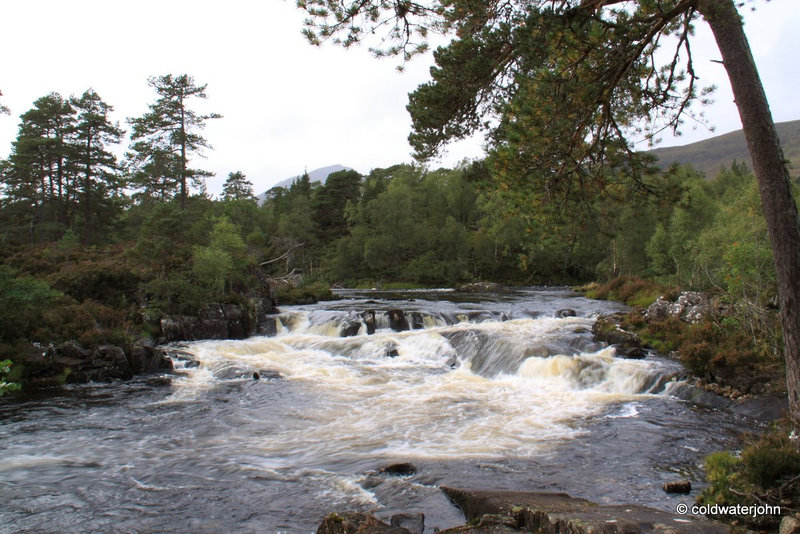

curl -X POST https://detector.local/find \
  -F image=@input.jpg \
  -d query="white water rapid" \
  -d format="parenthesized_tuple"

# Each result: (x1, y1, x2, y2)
(170, 308, 675, 463)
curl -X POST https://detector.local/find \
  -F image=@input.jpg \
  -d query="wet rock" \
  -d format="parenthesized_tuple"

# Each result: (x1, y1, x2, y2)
(385, 344, 400, 358)
(391, 513, 424, 534)
(618, 346, 646, 359)
(160, 315, 201, 342)
(316, 512, 411, 534)
(441, 487, 728, 533)
(662, 480, 692, 494)
(666, 381, 733, 411)
(341, 320, 362, 337)
(129, 344, 174, 374)
(362, 310, 377, 335)
(146, 376, 172, 387)
(258, 316, 279, 337)
(730, 394, 788, 421)
(555, 308, 577, 318)
(257, 369, 284, 380)
(224, 304, 246, 338)
(378, 463, 417, 476)
(183, 360, 201, 369)
(198, 304, 229, 339)
(388, 310, 410, 332)
(411, 312, 425, 330)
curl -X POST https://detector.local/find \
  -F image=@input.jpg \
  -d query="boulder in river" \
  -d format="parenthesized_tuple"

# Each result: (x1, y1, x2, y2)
(362, 310, 377, 335)
(341, 320, 362, 337)
(388, 309, 410, 332)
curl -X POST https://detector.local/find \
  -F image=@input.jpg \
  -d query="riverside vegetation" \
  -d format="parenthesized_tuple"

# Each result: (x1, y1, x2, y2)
(1, 79, 798, 526)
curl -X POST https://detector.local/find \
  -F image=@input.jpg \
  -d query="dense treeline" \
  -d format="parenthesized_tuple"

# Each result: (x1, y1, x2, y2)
(0, 73, 791, 395)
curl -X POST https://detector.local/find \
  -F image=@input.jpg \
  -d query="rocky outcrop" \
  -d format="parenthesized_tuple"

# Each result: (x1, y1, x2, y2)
(19, 339, 173, 386)
(159, 297, 278, 343)
(645, 291, 712, 324)
(440, 487, 729, 533)
(591, 313, 646, 359)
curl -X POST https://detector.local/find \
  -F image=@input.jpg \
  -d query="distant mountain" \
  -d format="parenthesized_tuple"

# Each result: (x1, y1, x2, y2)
(256, 164, 353, 203)
(649, 119, 800, 179)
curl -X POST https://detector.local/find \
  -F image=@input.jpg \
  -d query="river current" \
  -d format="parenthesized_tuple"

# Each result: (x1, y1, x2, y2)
(0, 288, 763, 533)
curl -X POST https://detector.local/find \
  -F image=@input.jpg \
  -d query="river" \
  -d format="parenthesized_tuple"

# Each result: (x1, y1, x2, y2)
(0, 288, 763, 533)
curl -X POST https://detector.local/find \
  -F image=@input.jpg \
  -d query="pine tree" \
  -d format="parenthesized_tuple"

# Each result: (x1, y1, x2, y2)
(3, 93, 76, 241)
(127, 74, 221, 208)
(221, 171, 255, 202)
(70, 89, 124, 243)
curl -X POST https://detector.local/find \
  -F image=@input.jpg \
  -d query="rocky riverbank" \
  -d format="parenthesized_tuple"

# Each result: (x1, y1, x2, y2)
(14, 295, 280, 386)
(316, 487, 731, 533)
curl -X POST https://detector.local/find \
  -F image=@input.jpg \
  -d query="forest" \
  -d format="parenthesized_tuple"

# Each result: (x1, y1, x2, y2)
(0, 71, 790, 396)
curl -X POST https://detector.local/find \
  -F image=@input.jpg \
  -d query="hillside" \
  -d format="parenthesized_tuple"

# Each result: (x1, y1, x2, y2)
(649, 119, 800, 179)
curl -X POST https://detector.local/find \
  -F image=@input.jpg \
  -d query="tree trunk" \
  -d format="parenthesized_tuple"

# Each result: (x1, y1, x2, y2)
(699, 0, 800, 428)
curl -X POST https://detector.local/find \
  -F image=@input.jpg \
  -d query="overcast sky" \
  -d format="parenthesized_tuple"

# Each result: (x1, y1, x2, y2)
(1, 0, 798, 196)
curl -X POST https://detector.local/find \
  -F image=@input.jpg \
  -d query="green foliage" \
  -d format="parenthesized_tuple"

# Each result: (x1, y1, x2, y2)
(0, 265, 62, 343)
(0, 359, 22, 397)
(192, 246, 233, 296)
(700, 424, 800, 530)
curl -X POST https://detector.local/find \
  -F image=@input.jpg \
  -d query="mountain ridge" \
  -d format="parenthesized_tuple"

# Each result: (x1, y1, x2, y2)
(649, 119, 800, 179)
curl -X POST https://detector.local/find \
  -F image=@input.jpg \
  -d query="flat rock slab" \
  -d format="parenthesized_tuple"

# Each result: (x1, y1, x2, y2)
(441, 487, 730, 533)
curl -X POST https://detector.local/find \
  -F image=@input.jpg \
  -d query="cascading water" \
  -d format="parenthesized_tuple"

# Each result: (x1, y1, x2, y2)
(0, 288, 764, 533)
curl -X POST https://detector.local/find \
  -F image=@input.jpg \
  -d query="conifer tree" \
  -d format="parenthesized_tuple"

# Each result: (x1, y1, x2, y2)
(128, 74, 221, 208)
(70, 89, 124, 242)
(221, 171, 255, 202)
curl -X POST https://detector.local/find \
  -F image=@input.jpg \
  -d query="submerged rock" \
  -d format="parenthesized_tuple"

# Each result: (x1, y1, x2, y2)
(555, 308, 577, 318)
(663, 480, 692, 494)
(378, 463, 417, 476)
